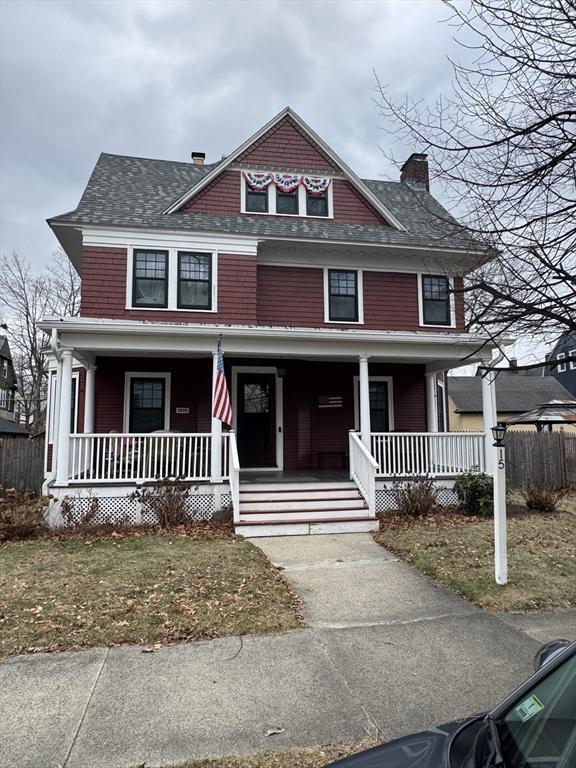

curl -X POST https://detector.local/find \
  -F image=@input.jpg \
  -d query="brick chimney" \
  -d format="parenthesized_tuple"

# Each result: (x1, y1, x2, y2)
(191, 151, 205, 166)
(400, 153, 429, 191)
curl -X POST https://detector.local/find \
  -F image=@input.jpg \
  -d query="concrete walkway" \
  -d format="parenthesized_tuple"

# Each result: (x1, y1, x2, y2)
(1, 533, 562, 768)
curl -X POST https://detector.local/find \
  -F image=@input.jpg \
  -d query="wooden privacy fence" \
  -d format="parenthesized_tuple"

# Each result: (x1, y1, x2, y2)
(0, 438, 44, 493)
(505, 432, 576, 488)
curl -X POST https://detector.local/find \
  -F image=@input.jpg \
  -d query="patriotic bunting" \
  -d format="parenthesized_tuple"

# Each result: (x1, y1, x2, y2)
(243, 171, 273, 190)
(272, 173, 302, 192)
(303, 176, 331, 196)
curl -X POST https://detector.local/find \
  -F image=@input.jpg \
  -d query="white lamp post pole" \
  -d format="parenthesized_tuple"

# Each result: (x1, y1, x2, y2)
(492, 426, 508, 585)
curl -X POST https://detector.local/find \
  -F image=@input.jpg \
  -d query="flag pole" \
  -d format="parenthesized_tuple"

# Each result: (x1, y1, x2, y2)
(210, 336, 223, 482)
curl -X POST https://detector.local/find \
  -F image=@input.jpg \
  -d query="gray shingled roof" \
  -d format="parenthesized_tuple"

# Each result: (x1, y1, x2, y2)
(0, 417, 28, 436)
(49, 153, 481, 252)
(449, 373, 573, 413)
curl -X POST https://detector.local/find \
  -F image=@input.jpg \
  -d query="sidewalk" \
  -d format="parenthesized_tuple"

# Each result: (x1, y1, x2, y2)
(1, 534, 557, 768)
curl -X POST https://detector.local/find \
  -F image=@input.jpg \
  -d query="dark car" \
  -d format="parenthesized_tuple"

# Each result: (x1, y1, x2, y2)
(328, 640, 576, 768)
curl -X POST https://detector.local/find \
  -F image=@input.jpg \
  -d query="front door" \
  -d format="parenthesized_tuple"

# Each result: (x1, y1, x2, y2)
(236, 372, 276, 467)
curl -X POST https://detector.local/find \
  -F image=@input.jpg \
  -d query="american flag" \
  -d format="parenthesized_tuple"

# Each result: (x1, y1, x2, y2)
(213, 336, 232, 426)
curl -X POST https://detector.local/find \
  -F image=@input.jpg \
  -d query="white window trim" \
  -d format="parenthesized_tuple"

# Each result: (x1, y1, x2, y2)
(123, 372, 171, 432)
(231, 365, 283, 471)
(126, 247, 218, 313)
(417, 273, 457, 329)
(353, 375, 395, 431)
(557, 352, 566, 373)
(569, 349, 576, 371)
(240, 172, 334, 219)
(323, 267, 364, 324)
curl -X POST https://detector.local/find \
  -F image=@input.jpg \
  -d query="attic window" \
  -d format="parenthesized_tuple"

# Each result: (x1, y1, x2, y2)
(242, 171, 333, 218)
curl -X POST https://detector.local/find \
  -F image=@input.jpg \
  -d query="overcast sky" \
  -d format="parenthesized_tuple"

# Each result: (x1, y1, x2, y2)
(0, 0, 548, 364)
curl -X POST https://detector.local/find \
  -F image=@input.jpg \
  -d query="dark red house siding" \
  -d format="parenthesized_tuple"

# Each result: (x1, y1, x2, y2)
(331, 179, 385, 225)
(257, 265, 465, 332)
(182, 171, 240, 215)
(92, 356, 426, 471)
(80, 247, 257, 325)
(237, 115, 340, 172)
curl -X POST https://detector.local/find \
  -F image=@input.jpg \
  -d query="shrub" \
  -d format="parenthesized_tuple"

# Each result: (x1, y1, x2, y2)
(391, 476, 440, 517)
(0, 492, 49, 541)
(131, 478, 192, 529)
(520, 481, 567, 513)
(59, 492, 99, 528)
(454, 466, 493, 517)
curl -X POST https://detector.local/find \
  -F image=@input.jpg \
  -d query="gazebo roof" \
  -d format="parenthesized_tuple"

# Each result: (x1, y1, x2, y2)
(503, 399, 576, 425)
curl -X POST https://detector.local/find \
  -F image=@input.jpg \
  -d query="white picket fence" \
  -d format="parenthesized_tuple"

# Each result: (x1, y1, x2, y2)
(371, 432, 485, 477)
(68, 432, 230, 483)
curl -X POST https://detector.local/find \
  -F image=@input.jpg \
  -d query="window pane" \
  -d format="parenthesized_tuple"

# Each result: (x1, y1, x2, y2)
(329, 270, 358, 321)
(277, 190, 299, 215)
(422, 275, 450, 325)
(178, 252, 212, 309)
(133, 250, 167, 307)
(135, 252, 166, 278)
(179, 253, 210, 280)
(243, 383, 270, 413)
(330, 271, 357, 296)
(130, 379, 165, 432)
(369, 382, 389, 432)
(307, 192, 328, 216)
(180, 280, 210, 308)
(134, 278, 166, 306)
(423, 275, 449, 300)
(330, 295, 357, 321)
(246, 189, 268, 213)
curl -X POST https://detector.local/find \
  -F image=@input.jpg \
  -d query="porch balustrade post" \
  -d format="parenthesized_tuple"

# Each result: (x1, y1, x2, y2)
(425, 371, 439, 432)
(359, 355, 371, 449)
(51, 357, 63, 470)
(210, 352, 223, 482)
(84, 365, 96, 434)
(481, 368, 498, 474)
(55, 349, 73, 485)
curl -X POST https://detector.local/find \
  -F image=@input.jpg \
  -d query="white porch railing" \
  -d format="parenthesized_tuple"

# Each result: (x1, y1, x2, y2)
(68, 433, 231, 484)
(371, 432, 485, 478)
(349, 430, 378, 516)
(228, 431, 240, 524)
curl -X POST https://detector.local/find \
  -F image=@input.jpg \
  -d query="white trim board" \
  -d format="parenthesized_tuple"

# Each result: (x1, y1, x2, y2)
(123, 372, 171, 432)
(231, 366, 283, 471)
(353, 375, 395, 431)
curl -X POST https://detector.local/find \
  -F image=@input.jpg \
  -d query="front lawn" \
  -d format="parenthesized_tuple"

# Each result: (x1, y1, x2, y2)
(0, 527, 302, 658)
(374, 500, 576, 612)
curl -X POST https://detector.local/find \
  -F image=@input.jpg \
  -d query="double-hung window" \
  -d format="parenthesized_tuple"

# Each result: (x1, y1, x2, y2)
(557, 353, 566, 373)
(306, 189, 328, 217)
(328, 269, 359, 322)
(276, 189, 299, 215)
(245, 187, 268, 213)
(133, 249, 168, 308)
(421, 274, 451, 326)
(177, 252, 212, 310)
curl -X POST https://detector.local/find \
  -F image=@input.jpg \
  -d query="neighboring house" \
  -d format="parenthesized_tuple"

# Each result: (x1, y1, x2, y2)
(0, 336, 17, 422)
(41, 106, 501, 535)
(547, 330, 576, 397)
(448, 371, 575, 432)
(0, 417, 29, 438)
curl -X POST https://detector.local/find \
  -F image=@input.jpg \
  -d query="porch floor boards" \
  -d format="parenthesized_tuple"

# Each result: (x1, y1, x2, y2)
(240, 470, 350, 484)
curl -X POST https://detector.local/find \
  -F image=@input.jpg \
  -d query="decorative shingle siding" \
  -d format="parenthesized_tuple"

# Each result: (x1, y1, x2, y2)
(182, 171, 240, 215)
(80, 246, 257, 324)
(237, 115, 340, 172)
(332, 179, 385, 225)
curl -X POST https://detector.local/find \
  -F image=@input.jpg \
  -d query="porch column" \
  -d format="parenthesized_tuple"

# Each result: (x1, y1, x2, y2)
(426, 372, 439, 432)
(84, 365, 96, 434)
(51, 356, 63, 465)
(55, 349, 73, 485)
(210, 352, 222, 482)
(359, 355, 371, 448)
(481, 368, 498, 474)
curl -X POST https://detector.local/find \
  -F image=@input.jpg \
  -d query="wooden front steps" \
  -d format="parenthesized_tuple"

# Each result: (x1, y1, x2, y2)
(235, 481, 379, 537)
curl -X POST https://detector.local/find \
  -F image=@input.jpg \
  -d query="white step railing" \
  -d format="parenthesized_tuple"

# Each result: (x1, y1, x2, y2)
(68, 433, 230, 484)
(349, 430, 378, 516)
(371, 432, 485, 478)
(228, 431, 240, 524)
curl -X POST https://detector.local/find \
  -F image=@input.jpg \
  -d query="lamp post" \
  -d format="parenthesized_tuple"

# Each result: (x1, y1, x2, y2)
(491, 422, 508, 585)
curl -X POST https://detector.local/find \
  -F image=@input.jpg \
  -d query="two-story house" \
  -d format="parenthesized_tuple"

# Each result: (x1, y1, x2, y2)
(41, 107, 502, 535)
(0, 335, 18, 423)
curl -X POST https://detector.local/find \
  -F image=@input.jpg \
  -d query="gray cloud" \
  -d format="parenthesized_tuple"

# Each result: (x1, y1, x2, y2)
(1, 0, 462, 267)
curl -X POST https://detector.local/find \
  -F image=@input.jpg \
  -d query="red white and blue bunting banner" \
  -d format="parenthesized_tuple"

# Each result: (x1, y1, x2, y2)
(272, 173, 302, 192)
(303, 176, 331, 196)
(243, 171, 273, 190)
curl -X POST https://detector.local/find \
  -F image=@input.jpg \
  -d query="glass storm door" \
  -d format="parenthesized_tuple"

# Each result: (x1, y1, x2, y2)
(369, 381, 390, 432)
(237, 373, 276, 467)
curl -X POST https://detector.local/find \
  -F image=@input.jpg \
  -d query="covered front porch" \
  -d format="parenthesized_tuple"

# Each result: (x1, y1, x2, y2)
(42, 317, 500, 530)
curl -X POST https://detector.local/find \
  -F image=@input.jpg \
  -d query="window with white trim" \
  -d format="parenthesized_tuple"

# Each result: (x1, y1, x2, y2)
(242, 171, 333, 218)
(0, 388, 13, 411)
(570, 349, 576, 371)
(328, 269, 359, 322)
(133, 249, 168, 308)
(306, 189, 328, 217)
(177, 252, 212, 310)
(1, 360, 8, 379)
(557, 352, 566, 373)
(421, 274, 452, 326)
(124, 373, 171, 433)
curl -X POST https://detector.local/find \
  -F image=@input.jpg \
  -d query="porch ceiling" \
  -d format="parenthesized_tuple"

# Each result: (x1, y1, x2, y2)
(39, 316, 508, 371)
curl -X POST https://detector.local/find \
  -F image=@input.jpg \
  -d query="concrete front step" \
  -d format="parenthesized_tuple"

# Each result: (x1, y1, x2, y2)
(237, 517, 379, 538)
(240, 498, 366, 512)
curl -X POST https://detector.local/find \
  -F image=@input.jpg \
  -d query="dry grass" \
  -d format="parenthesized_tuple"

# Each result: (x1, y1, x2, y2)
(159, 737, 380, 768)
(374, 494, 576, 612)
(0, 526, 303, 659)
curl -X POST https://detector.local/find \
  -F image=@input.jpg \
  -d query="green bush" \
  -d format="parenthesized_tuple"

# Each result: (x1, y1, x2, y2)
(453, 466, 493, 517)
(392, 476, 440, 517)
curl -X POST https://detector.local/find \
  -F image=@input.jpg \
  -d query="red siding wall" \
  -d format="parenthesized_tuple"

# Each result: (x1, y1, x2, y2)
(237, 115, 340, 172)
(80, 247, 257, 324)
(257, 265, 465, 332)
(332, 179, 384, 225)
(92, 357, 425, 471)
(183, 171, 240, 215)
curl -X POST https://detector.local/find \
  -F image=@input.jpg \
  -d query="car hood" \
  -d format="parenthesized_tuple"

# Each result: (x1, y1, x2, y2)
(328, 717, 478, 768)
